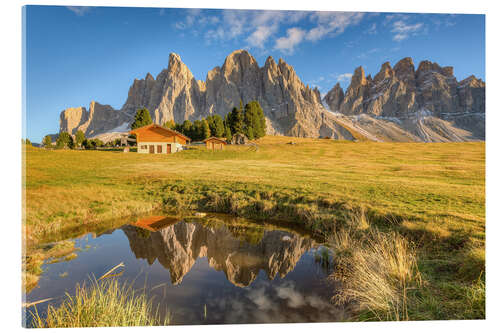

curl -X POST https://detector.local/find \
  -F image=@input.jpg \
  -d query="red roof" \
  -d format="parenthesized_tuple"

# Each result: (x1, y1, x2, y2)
(130, 124, 191, 142)
(202, 137, 228, 144)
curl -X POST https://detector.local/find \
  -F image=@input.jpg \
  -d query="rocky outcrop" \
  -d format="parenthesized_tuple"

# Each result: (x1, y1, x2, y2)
(121, 220, 314, 287)
(59, 51, 485, 142)
(59, 101, 131, 137)
(323, 57, 485, 140)
(59, 50, 345, 139)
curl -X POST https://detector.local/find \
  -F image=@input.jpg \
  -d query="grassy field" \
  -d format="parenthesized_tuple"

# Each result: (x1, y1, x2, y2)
(23, 136, 485, 321)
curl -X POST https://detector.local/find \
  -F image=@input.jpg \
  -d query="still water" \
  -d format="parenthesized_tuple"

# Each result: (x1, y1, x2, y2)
(26, 214, 346, 325)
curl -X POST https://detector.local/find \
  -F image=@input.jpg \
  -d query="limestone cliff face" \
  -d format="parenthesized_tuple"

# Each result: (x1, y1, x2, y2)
(59, 101, 130, 137)
(121, 50, 328, 137)
(59, 50, 340, 138)
(58, 52, 485, 142)
(121, 221, 314, 287)
(323, 57, 485, 139)
(122, 53, 205, 126)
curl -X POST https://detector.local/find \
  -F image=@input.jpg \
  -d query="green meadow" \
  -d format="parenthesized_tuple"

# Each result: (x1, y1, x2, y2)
(23, 136, 485, 322)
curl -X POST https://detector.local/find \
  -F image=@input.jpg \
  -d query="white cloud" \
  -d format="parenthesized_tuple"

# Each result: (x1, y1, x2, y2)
(383, 13, 410, 25)
(391, 20, 424, 41)
(175, 9, 367, 53)
(175, 8, 219, 31)
(337, 73, 353, 82)
(306, 12, 365, 41)
(274, 27, 306, 54)
(66, 6, 91, 16)
(246, 25, 276, 48)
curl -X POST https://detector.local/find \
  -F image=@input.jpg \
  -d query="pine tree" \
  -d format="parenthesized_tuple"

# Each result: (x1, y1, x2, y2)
(42, 135, 52, 147)
(56, 132, 74, 149)
(163, 119, 176, 129)
(181, 120, 193, 138)
(212, 114, 225, 137)
(243, 101, 267, 139)
(224, 125, 232, 142)
(193, 120, 203, 141)
(229, 106, 244, 135)
(131, 108, 153, 130)
(201, 119, 211, 140)
(75, 130, 85, 147)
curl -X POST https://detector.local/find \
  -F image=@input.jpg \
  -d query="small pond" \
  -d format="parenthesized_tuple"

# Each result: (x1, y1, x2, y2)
(25, 213, 347, 325)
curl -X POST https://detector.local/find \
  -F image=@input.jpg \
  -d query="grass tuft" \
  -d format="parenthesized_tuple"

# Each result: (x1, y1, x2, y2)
(330, 212, 422, 321)
(30, 278, 170, 328)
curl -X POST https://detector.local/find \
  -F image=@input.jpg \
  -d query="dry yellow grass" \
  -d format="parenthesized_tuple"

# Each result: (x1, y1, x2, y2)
(29, 278, 170, 327)
(24, 137, 484, 242)
(330, 215, 422, 321)
(23, 136, 485, 321)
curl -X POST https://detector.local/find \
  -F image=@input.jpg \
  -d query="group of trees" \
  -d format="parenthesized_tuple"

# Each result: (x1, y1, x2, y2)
(41, 101, 267, 150)
(42, 129, 110, 150)
(225, 101, 266, 140)
(166, 118, 214, 142)
(162, 100, 267, 142)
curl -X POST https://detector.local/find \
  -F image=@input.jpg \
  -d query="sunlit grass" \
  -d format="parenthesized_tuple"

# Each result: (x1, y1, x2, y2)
(330, 226, 422, 321)
(30, 278, 170, 328)
(328, 210, 484, 321)
(23, 137, 485, 321)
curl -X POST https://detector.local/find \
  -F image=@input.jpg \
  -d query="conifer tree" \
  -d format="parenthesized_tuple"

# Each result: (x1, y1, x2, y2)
(131, 108, 153, 130)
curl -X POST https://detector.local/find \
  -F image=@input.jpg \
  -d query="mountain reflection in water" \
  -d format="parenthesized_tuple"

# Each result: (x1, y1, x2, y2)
(27, 214, 345, 325)
(122, 218, 315, 287)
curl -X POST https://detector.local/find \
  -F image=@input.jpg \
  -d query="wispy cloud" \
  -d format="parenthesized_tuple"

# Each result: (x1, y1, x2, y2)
(357, 48, 380, 59)
(383, 13, 410, 25)
(337, 73, 353, 82)
(174, 9, 367, 54)
(364, 23, 377, 34)
(306, 12, 365, 42)
(391, 20, 424, 41)
(274, 27, 306, 54)
(247, 25, 277, 48)
(66, 6, 91, 16)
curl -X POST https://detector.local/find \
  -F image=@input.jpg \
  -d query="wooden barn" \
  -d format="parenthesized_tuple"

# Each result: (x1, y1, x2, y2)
(130, 124, 190, 154)
(203, 137, 227, 151)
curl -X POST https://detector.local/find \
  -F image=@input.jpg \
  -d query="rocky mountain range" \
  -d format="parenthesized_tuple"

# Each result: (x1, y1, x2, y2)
(121, 220, 314, 287)
(59, 50, 485, 142)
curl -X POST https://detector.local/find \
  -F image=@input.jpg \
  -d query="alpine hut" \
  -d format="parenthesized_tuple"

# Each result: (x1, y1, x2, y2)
(203, 137, 227, 151)
(130, 124, 190, 154)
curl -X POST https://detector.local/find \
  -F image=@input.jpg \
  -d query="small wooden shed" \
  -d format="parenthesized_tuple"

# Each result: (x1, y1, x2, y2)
(130, 124, 191, 154)
(203, 137, 227, 151)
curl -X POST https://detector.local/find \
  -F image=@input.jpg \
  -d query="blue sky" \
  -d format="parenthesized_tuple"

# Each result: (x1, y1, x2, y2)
(24, 5, 485, 142)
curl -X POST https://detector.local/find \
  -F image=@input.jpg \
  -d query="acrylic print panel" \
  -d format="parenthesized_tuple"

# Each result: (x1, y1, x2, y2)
(22, 4, 485, 328)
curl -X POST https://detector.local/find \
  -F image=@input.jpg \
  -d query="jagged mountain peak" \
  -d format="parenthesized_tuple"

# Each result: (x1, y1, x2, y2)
(322, 57, 484, 141)
(222, 49, 257, 70)
(59, 51, 484, 142)
(394, 57, 415, 81)
(351, 66, 368, 87)
(264, 55, 276, 67)
(416, 59, 454, 77)
(374, 61, 394, 82)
